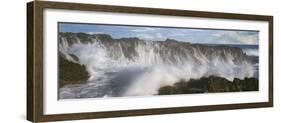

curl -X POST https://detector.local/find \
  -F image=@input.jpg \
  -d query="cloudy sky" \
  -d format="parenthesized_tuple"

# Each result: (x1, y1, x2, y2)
(59, 23, 259, 45)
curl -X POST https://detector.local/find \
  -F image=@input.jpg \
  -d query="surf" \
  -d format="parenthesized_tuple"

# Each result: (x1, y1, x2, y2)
(58, 33, 257, 99)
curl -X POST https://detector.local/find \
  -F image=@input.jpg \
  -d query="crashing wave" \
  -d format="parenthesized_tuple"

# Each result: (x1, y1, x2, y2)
(58, 33, 256, 99)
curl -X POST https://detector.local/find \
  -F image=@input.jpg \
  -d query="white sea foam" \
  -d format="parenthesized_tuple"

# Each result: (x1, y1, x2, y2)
(243, 48, 259, 56)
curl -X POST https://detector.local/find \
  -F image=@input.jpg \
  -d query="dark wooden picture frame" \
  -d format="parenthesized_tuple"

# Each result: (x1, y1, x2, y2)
(27, 1, 273, 122)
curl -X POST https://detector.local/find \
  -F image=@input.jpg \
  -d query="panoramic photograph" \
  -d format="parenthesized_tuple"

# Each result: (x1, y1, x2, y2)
(58, 23, 259, 99)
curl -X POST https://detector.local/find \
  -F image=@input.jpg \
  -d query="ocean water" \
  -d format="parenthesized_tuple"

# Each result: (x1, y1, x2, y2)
(58, 33, 259, 99)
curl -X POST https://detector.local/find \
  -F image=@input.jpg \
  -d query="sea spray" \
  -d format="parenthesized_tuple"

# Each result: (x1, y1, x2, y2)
(58, 33, 256, 99)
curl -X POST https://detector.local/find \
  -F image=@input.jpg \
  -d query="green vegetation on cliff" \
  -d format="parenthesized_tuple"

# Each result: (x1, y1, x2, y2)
(158, 76, 258, 95)
(59, 55, 89, 88)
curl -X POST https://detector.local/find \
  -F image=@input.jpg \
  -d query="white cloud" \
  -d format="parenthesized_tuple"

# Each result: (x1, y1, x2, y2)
(136, 32, 165, 41)
(86, 31, 105, 35)
(136, 34, 154, 40)
(211, 33, 222, 37)
(131, 27, 159, 32)
(156, 33, 164, 39)
(212, 31, 258, 44)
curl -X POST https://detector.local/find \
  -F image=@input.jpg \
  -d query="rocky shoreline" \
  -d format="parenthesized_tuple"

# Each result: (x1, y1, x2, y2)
(59, 55, 89, 87)
(58, 32, 258, 96)
(158, 76, 258, 95)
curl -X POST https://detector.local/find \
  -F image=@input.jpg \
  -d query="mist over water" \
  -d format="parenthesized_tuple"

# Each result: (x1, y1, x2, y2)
(58, 33, 257, 99)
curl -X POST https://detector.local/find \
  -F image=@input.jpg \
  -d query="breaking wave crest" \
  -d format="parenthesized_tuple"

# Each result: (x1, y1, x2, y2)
(242, 48, 259, 56)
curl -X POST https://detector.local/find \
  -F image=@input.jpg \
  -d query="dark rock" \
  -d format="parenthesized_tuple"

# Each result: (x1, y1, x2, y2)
(158, 76, 258, 95)
(165, 38, 178, 43)
(59, 55, 90, 88)
(93, 34, 114, 41)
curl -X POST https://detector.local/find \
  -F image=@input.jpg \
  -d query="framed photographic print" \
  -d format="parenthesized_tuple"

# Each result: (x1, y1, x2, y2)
(27, 1, 273, 122)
